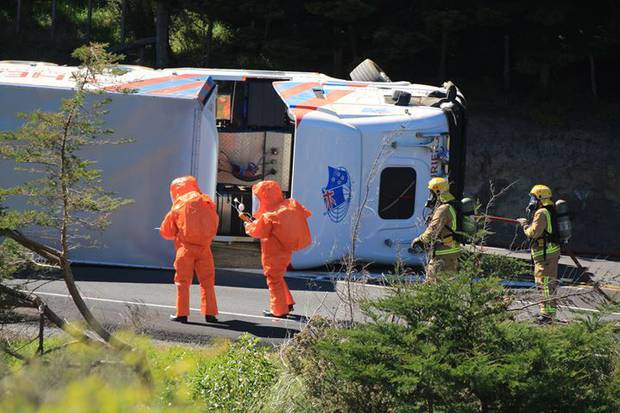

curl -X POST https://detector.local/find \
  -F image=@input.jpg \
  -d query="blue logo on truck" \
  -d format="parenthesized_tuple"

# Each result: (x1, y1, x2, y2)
(322, 166, 351, 223)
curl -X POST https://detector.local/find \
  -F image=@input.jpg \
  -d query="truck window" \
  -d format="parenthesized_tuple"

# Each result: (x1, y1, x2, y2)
(379, 167, 416, 219)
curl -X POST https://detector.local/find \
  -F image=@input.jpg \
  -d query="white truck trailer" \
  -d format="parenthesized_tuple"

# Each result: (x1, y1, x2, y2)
(0, 60, 466, 270)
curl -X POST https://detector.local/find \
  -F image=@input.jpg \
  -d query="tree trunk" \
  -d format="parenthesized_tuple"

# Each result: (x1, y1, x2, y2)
(120, 0, 128, 44)
(333, 26, 344, 77)
(503, 34, 511, 91)
(539, 63, 551, 89)
(204, 19, 214, 66)
(438, 30, 448, 81)
(0, 282, 90, 343)
(15, 0, 21, 34)
(589, 54, 597, 98)
(155, 0, 170, 68)
(87, 0, 93, 40)
(37, 308, 45, 356)
(1, 234, 153, 383)
(333, 45, 343, 78)
(51, 0, 57, 40)
(348, 24, 358, 66)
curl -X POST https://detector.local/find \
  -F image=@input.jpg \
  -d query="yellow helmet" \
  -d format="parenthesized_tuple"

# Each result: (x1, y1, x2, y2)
(530, 184, 553, 206)
(428, 177, 449, 193)
(428, 177, 454, 202)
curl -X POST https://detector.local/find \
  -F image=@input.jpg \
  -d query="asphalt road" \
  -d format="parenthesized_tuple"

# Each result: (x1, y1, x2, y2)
(15, 266, 384, 344)
(13, 253, 620, 345)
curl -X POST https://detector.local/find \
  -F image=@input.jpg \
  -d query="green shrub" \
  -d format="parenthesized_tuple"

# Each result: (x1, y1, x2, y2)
(191, 333, 278, 413)
(283, 273, 620, 413)
(0, 333, 225, 413)
(460, 250, 530, 280)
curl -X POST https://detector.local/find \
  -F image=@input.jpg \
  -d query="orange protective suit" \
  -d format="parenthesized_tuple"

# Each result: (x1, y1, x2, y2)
(160, 176, 219, 317)
(244, 181, 312, 316)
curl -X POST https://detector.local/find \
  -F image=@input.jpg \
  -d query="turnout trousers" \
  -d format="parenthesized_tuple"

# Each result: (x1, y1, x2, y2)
(426, 252, 460, 283)
(533, 251, 560, 317)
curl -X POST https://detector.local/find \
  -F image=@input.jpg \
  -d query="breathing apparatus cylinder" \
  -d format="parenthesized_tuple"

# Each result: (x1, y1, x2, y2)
(460, 197, 477, 236)
(555, 199, 571, 243)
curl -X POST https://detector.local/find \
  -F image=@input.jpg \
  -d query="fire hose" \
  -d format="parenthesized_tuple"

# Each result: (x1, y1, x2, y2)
(477, 214, 588, 276)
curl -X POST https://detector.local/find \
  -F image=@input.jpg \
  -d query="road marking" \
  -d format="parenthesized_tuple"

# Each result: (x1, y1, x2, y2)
(513, 300, 620, 316)
(30, 291, 303, 324)
(33, 290, 620, 323)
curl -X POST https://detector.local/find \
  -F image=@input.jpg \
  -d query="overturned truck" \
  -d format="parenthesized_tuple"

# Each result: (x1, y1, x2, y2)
(0, 59, 466, 270)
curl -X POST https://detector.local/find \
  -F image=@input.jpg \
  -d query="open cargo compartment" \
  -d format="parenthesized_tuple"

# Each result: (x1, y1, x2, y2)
(212, 78, 295, 240)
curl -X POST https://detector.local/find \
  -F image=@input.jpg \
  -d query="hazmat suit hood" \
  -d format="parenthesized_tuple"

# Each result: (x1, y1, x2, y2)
(252, 180, 285, 218)
(170, 176, 201, 203)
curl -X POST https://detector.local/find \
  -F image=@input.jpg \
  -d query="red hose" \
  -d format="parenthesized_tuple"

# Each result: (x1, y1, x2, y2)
(475, 215, 519, 224)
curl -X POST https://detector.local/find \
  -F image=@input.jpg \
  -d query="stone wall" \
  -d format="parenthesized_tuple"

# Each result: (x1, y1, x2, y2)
(464, 113, 620, 257)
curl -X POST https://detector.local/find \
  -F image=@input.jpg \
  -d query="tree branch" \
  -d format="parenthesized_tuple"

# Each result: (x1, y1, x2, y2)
(0, 229, 62, 265)
(0, 283, 94, 344)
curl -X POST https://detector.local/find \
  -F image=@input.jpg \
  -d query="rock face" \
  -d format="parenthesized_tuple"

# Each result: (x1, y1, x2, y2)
(464, 114, 620, 257)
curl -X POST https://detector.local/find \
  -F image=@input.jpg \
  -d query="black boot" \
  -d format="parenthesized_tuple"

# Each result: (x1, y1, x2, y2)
(205, 315, 219, 323)
(536, 314, 553, 325)
(170, 315, 188, 323)
(263, 310, 287, 318)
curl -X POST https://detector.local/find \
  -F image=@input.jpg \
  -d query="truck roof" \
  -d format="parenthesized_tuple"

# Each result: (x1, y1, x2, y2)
(273, 80, 454, 125)
(0, 61, 456, 116)
(0, 61, 216, 100)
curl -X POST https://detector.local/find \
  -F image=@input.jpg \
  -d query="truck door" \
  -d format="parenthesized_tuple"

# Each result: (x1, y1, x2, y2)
(356, 130, 448, 264)
(196, 83, 219, 200)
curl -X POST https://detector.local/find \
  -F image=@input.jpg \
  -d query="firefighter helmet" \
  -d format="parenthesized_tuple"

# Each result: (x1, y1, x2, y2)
(428, 177, 454, 203)
(530, 185, 553, 206)
(428, 177, 449, 194)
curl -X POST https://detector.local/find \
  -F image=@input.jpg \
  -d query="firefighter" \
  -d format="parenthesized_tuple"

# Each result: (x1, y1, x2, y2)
(411, 177, 461, 282)
(517, 184, 561, 324)
(240, 180, 312, 318)
(160, 176, 219, 323)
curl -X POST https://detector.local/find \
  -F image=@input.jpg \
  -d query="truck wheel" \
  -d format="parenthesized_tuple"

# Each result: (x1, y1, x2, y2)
(349, 59, 391, 82)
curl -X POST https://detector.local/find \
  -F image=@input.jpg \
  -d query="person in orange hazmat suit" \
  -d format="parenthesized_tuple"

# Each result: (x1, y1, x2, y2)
(240, 180, 312, 318)
(160, 176, 219, 323)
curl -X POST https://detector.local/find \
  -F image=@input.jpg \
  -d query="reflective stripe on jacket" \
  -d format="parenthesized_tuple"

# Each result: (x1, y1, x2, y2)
(419, 203, 461, 256)
(524, 208, 561, 259)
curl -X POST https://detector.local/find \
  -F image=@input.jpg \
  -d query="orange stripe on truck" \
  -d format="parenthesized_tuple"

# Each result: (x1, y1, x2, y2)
(292, 89, 355, 125)
(104, 73, 202, 91)
(147, 81, 207, 95)
(279, 82, 321, 99)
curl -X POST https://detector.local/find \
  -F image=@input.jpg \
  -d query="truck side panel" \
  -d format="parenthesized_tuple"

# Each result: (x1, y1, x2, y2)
(290, 113, 362, 269)
(0, 85, 218, 269)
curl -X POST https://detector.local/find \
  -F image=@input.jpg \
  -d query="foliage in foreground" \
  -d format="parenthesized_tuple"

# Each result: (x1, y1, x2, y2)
(1, 260, 619, 413)
(191, 334, 279, 413)
(0, 332, 277, 413)
(281, 273, 620, 413)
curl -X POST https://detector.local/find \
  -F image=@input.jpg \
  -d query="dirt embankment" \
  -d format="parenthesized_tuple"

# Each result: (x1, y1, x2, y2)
(465, 111, 620, 257)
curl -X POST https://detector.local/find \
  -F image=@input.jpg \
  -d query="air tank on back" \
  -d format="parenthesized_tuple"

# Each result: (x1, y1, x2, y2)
(555, 199, 572, 243)
(460, 197, 477, 237)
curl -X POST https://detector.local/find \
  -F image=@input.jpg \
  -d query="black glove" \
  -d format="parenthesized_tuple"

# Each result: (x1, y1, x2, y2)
(409, 238, 424, 253)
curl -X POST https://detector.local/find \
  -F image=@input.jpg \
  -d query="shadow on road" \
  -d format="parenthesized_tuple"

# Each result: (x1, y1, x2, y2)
(185, 319, 300, 340)
(15, 265, 336, 292)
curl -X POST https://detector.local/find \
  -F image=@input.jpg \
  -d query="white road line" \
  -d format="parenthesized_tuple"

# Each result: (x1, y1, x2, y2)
(513, 300, 620, 316)
(30, 291, 300, 323)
